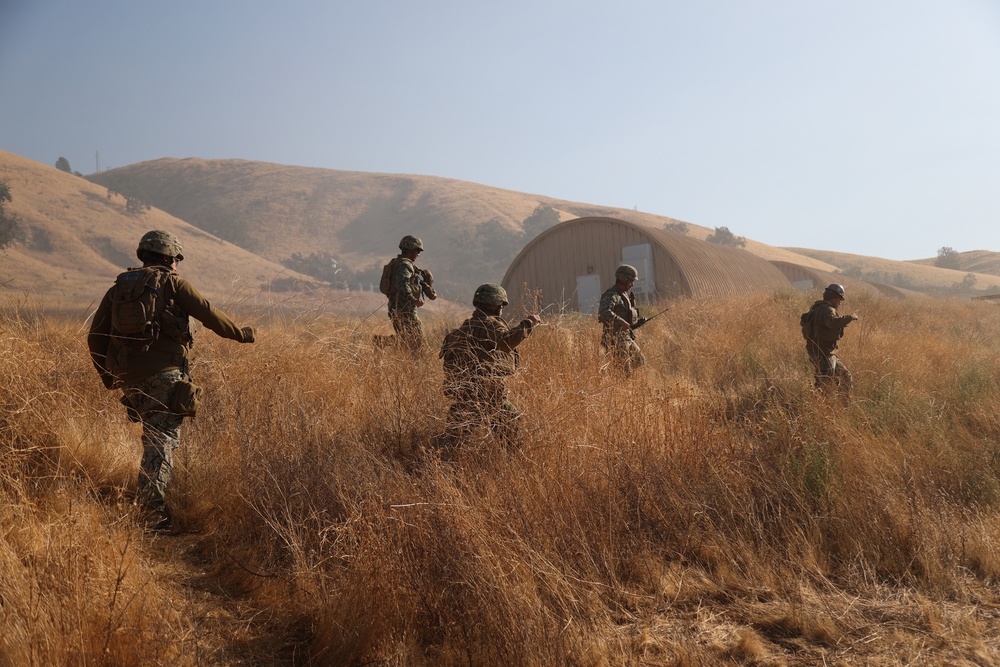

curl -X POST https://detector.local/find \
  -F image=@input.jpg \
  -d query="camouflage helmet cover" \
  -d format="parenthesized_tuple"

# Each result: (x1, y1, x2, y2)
(399, 235, 424, 251)
(137, 230, 184, 261)
(824, 283, 846, 299)
(473, 283, 509, 307)
(615, 264, 639, 282)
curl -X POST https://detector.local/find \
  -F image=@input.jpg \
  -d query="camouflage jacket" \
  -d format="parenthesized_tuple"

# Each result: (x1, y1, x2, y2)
(88, 266, 250, 387)
(598, 286, 638, 338)
(446, 309, 535, 379)
(389, 255, 423, 313)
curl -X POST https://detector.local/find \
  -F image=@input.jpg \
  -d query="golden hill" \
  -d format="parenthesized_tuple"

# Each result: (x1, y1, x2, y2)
(5, 149, 1000, 305)
(788, 247, 1000, 293)
(0, 150, 324, 312)
(908, 248, 1000, 276)
(84, 157, 842, 298)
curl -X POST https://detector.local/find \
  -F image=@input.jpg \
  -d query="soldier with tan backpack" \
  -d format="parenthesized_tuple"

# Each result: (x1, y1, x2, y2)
(375, 234, 436, 353)
(88, 230, 256, 531)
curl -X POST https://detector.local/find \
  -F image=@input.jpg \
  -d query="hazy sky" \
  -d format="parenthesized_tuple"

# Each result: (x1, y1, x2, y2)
(2, 0, 998, 260)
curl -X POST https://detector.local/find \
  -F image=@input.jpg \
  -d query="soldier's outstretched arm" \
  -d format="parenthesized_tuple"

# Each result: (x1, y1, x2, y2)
(173, 277, 255, 343)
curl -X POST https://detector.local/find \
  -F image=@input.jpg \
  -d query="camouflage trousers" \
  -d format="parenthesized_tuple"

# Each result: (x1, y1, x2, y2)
(122, 369, 185, 510)
(443, 378, 522, 447)
(603, 332, 645, 377)
(390, 309, 426, 353)
(808, 348, 853, 395)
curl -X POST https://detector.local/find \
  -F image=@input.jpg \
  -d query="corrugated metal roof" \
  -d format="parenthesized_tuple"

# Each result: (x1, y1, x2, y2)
(868, 282, 922, 299)
(502, 217, 793, 313)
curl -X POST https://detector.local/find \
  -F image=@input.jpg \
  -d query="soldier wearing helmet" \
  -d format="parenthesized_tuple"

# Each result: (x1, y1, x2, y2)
(437, 283, 541, 447)
(803, 283, 859, 395)
(87, 230, 256, 531)
(597, 264, 647, 377)
(383, 234, 435, 352)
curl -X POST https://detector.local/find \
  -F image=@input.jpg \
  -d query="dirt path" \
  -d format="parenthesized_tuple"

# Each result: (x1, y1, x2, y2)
(141, 530, 304, 666)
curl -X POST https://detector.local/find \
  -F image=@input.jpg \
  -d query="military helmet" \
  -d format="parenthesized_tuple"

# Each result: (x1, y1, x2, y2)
(137, 230, 184, 261)
(615, 264, 638, 282)
(473, 283, 509, 307)
(399, 235, 424, 252)
(824, 283, 846, 299)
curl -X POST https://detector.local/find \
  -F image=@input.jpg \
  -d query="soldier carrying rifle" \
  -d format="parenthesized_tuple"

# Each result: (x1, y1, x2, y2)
(378, 235, 436, 353)
(598, 264, 649, 377)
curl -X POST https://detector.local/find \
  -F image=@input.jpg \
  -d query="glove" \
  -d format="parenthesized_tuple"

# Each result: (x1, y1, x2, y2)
(240, 326, 256, 344)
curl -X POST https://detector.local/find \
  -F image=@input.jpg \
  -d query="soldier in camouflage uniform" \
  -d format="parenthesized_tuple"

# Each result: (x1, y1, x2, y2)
(88, 230, 256, 530)
(598, 264, 647, 377)
(386, 235, 436, 353)
(439, 283, 541, 447)
(804, 283, 859, 395)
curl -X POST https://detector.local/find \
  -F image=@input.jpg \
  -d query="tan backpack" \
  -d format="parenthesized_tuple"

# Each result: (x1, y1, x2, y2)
(110, 267, 171, 350)
(379, 258, 399, 296)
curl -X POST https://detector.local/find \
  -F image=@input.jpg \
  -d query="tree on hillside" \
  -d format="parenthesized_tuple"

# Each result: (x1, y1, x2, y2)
(952, 272, 977, 294)
(706, 226, 746, 248)
(55, 157, 72, 173)
(0, 179, 24, 251)
(663, 221, 688, 235)
(522, 204, 560, 239)
(283, 251, 341, 285)
(445, 218, 524, 295)
(106, 188, 151, 217)
(936, 246, 961, 270)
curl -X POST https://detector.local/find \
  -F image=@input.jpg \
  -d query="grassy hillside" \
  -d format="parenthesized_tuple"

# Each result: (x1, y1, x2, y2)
(909, 249, 1000, 277)
(85, 157, 841, 300)
(4, 291, 1000, 664)
(0, 150, 320, 310)
(5, 149, 999, 306)
(787, 247, 1000, 295)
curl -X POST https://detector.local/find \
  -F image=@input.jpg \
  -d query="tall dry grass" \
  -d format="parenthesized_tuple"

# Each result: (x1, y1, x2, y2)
(3, 290, 1000, 665)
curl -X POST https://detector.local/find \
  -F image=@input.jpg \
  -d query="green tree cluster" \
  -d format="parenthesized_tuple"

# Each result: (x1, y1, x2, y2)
(705, 226, 747, 248)
(936, 246, 961, 270)
(106, 188, 151, 217)
(0, 179, 23, 251)
(289, 203, 563, 298)
(522, 204, 560, 239)
(54, 157, 83, 177)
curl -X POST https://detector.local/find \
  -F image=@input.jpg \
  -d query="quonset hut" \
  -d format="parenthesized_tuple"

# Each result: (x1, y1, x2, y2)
(501, 216, 792, 314)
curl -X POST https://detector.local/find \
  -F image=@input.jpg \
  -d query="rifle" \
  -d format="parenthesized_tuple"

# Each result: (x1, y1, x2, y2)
(631, 306, 670, 331)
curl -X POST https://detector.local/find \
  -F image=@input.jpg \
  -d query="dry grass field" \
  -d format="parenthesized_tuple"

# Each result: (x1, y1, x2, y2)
(4, 288, 1000, 666)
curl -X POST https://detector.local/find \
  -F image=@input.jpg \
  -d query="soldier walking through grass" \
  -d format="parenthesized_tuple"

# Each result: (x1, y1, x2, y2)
(87, 230, 256, 531)
(438, 283, 541, 448)
(802, 283, 859, 395)
(380, 235, 435, 353)
(598, 264, 647, 377)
